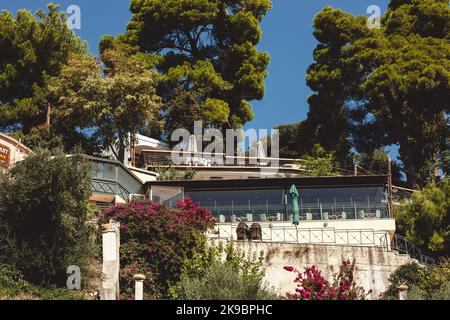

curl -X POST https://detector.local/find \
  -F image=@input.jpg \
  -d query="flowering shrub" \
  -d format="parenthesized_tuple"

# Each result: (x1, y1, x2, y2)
(285, 260, 370, 300)
(99, 197, 215, 299)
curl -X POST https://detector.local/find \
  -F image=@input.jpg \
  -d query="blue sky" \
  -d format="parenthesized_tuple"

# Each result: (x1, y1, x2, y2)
(2, 0, 395, 153)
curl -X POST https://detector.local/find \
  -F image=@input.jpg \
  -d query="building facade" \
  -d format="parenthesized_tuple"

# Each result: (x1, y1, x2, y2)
(0, 134, 33, 170)
(146, 175, 396, 248)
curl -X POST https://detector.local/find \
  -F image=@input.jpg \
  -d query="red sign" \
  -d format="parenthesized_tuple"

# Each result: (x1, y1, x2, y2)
(0, 143, 11, 167)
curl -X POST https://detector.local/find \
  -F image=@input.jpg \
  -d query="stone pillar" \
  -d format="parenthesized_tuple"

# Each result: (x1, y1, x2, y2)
(133, 274, 146, 300)
(100, 221, 120, 300)
(397, 284, 409, 301)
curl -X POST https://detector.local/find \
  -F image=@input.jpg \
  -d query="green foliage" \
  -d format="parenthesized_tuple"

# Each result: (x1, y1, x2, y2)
(0, 149, 98, 287)
(49, 48, 163, 162)
(0, 4, 86, 132)
(154, 163, 195, 181)
(284, 0, 450, 187)
(173, 262, 277, 300)
(407, 282, 450, 300)
(439, 142, 450, 177)
(169, 240, 277, 300)
(0, 263, 33, 299)
(104, 0, 272, 130)
(384, 259, 450, 300)
(355, 149, 403, 183)
(296, 144, 339, 177)
(395, 177, 450, 255)
(0, 263, 88, 300)
(8, 126, 65, 152)
(383, 262, 424, 299)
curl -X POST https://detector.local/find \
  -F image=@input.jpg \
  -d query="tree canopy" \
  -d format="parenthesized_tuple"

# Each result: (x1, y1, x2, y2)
(101, 0, 272, 133)
(395, 177, 450, 257)
(278, 0, 450, 187)
(0, 4, 86, 133)
(48, 48, 163, 161)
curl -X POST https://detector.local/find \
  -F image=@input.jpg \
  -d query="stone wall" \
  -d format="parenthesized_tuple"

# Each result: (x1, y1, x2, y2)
(213, 240, 415, 299)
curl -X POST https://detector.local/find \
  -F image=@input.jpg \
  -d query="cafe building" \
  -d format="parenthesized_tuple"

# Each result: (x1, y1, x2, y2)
(146, 175, 396, 247)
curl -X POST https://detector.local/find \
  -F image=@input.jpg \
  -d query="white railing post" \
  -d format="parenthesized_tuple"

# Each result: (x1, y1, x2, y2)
(133, 274, 146, 300)
(100, 221, 120, 300)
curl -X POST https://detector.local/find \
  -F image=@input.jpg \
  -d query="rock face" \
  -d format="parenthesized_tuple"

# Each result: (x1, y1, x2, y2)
(214, 241, 415, 299)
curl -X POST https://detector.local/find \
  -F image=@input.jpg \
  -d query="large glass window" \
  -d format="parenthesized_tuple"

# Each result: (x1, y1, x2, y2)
(91, 162, 116, 181)
(151, 186, 184, 207)
(186, 185, 389, 222)
(187, 189, 284, 210)
(289, 186, 389, 220)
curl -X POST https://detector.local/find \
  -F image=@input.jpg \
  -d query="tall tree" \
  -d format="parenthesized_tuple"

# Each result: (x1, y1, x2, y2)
(305, 7, 369, 163)
(49, 48, 163, 162)
(0, 4, 86, 132)
(102, 0, 272, 133)
(356, 0, 450, 187)
(287, 0, 449, 187)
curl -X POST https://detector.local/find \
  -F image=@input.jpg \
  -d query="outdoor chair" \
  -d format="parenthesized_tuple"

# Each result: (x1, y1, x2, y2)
(358, 210, 365, 219)
(376, 210, 381, 219)
(250, 223, 262, 240)
(236, 222, 249, 241)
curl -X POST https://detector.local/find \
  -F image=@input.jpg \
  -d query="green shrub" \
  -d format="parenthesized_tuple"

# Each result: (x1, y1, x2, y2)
(407, 283, 450, 301)
(174, 262, 278, 300)
(0, 263, 32, 299)
(29, 287, 88, 301)
(394, 177, 450, 256)
(169, 240, 278, 300)
(0, 263, 87, 300)
(383, 262, 424, 299)
(383, 259, 450, 300)
(0, 149, 98, 287)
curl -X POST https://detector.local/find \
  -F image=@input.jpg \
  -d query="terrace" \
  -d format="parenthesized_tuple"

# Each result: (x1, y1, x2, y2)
(147, 176, 392, 223)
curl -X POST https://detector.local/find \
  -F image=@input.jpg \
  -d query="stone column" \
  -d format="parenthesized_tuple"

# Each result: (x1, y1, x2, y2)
(100, 221, 120, 300)
(133, 274, 146, 300)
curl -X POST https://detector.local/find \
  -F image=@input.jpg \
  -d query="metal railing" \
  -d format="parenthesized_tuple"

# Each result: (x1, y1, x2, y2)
(91, 178, 131, 202)
(211, 205, 390, 223)
(210, 224, 389, 248)
(392, 234, 436, 266)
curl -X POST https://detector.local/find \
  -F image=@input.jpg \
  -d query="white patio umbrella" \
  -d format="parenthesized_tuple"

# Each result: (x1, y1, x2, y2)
(257, 140, 268, 166)
(187, 135, 200, 165)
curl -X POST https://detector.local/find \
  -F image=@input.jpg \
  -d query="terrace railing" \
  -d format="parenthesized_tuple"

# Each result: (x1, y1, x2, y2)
(91, 178, 131, 203)
(210, 205, 390, 223)
(392, 234, 436, 266)
(211, 225, 389, 248)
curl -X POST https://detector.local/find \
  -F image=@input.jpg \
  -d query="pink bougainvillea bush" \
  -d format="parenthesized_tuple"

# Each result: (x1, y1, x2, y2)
(284, 260, 371, 300)
(99, 197, 215, 299)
